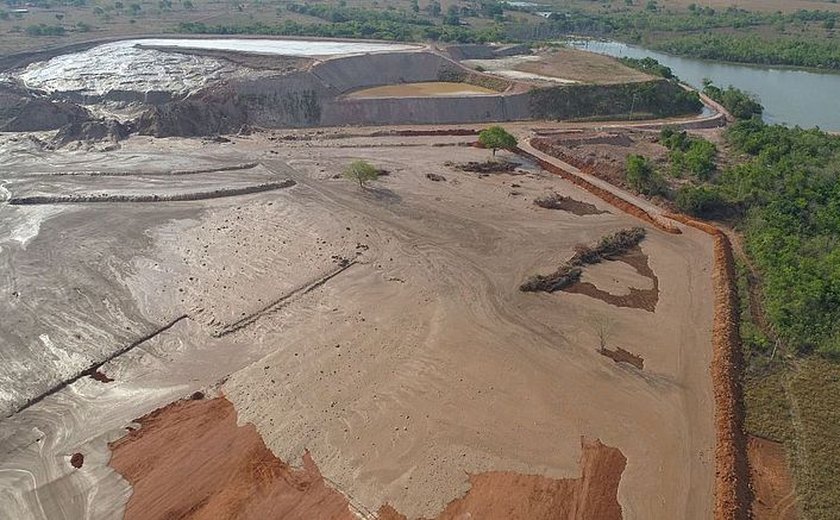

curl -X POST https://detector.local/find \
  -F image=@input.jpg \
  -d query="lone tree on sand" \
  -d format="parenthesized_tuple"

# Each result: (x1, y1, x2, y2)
(479, 126, 517, 157)
(344, 160, 379, 189)
(589, 314, 615, 353)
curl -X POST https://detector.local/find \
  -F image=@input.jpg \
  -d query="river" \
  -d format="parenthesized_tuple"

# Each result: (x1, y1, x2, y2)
(568, 39, 840, 131)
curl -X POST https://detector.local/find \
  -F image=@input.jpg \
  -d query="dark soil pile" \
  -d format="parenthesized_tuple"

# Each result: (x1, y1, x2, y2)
(455, 160, 517, 174)
(598, 347, 644, 370)
(70, 453, 84, 469)
(521, 227, 646, 293)
(534, 193, 607, 216)
(89, 370, 114, 383)
(0, 84, 91, 132)
(135, 87, 247, 138)
(53, 119, 131, 147)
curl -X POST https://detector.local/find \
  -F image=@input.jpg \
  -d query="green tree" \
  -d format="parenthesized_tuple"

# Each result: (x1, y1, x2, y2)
(343, 160, 379, 189)
(444, 5, 460, 25)
(625, 154, 665, 195)
(478, 126, 517, 157)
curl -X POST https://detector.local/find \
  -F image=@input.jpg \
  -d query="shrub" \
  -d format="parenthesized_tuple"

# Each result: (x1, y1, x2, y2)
(625, 154, 665, 195)
(675, 185, 728, 217)
(343, 160, 379, 188)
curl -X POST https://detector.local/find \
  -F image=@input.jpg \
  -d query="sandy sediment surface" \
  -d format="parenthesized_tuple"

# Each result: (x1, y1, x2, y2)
(111, 396, 625, 520)
(0, 127, 716, 519)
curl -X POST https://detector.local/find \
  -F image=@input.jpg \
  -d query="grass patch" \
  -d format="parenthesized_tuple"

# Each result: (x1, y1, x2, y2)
(743, 369, 794, 443)
(787, 358, 840, 520)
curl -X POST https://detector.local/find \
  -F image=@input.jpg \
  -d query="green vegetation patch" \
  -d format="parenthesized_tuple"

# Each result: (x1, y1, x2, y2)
(652, 33, 840, 71)
(788, 358, 840, 519)
(529, 79, 701, 121)
(660, 126, 717, 179)
(702, 82, 763, 120)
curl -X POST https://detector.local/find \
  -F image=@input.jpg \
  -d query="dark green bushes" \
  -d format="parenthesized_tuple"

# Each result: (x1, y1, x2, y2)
(702, 81, 763, 120)
(675, 185, 728, 216)
(176, 16, 504, 43)
(617, 56, 674, 79)
(626, 154, 666, 195)
(660, 126, 717, 179)
(717, 120, 840, 357)
(653, 33, 840, 70)
(529, 80, 701, 121)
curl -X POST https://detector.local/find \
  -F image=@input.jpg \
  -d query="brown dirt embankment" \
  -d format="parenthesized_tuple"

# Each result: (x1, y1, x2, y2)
(516, 146, 681, 235)
(110, 396, 627, 520)
(666, 212, 752, 520)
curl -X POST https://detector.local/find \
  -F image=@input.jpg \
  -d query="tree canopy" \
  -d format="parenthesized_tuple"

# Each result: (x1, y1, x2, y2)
(343, 160, 379, 189)
(478, 126, 517, 156)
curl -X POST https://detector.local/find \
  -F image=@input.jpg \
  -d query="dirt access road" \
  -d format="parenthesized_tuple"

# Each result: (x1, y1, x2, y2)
(0, 128, 715, 519)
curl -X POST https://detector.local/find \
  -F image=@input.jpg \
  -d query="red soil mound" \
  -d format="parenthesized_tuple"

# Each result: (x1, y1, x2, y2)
(748, 435, 798, 520)
(108, 397, 357, 520)
(378, 438, 626, 520)
(110, 397, 627, 520)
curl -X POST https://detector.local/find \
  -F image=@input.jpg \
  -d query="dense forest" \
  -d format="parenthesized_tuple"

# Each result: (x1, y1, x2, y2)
(175, 0, 511, 43)
(674, 112, 840, 357)
(652, 34, 840, 70)
(508, 6, 840, 70)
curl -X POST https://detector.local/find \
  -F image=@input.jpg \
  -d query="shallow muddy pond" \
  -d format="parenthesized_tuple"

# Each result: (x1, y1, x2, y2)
(346, 81, 499, 98)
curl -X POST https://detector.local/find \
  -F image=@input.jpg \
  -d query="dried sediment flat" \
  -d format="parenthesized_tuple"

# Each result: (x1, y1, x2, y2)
(0, 127, 715, 519)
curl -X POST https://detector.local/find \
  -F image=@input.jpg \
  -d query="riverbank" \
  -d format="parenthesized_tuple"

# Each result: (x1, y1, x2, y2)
(567, 39, 840, 131)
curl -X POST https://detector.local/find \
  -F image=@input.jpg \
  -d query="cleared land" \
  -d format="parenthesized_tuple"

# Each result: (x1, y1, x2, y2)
(0, 128, 715, 519)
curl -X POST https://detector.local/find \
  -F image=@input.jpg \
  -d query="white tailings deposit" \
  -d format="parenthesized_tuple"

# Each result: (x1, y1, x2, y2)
(136, 37, 421, 56)
(12, 38, 421, 99)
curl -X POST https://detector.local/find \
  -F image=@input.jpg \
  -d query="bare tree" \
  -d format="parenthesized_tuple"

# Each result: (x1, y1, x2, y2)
(589, 314, 615, 353)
